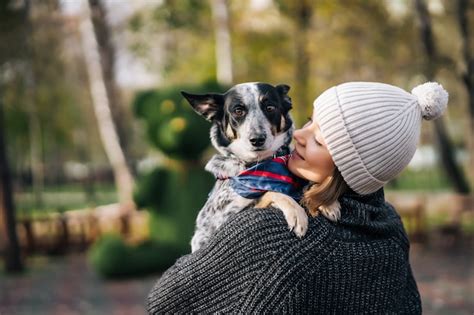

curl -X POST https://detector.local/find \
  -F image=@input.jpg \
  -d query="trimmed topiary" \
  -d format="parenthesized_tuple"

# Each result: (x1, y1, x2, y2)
(88, 234, 181, 278)
(132, 81, 228, 264)
(133, 82, 227, 160)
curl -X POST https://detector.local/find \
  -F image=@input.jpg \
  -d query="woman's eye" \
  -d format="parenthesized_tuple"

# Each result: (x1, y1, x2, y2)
(265, 105, 276, 113)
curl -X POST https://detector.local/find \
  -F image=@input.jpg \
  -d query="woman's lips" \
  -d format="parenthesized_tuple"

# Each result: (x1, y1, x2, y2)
(292, 149, 305, 161)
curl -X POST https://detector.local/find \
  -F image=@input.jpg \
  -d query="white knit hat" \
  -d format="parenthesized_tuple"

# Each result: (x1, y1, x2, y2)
(314, 81, 448, 195)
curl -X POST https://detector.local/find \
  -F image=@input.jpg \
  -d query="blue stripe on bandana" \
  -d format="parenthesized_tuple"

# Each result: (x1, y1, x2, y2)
(229, 155, 308, 201)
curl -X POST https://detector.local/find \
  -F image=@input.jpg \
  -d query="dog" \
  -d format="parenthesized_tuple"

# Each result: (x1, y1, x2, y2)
(181, 82, 313, 252)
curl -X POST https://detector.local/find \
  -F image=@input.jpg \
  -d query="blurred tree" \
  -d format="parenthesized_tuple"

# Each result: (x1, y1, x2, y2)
(457, 0, 474, 184)
(129, 0, 220, 85)
(415, 0, 470, 193)
(88, 0, 134, 171)
(457, 0, 474, 116)
(2, 0, 94, 192)
(274, 0, 314, 124)
(0, 98, 23, 273)
(24, 0, 45, 209)
(211, 0, 233, 85)
(80, 0, 135, 209)
(0, 0, 26, 272)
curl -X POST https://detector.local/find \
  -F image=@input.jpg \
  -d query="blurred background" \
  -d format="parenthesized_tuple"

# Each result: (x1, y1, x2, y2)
(0, 0, 472, 314)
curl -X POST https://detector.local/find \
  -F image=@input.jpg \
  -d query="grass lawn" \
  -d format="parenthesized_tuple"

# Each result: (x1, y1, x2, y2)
(387, 167, 453, 191)
(14, 183, 118, 216)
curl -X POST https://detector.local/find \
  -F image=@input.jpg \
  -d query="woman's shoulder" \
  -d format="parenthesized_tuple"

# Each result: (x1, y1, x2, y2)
(226, 206, 333, 232)
(210, 207, 337, 253)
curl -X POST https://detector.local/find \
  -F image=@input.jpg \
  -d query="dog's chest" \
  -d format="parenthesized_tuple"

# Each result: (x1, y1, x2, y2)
(206, 179, 237, 213)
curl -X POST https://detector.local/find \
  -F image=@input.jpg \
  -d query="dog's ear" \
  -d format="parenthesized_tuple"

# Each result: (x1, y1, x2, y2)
(276, 84, 292, 111)
(181, 91, 224, 121)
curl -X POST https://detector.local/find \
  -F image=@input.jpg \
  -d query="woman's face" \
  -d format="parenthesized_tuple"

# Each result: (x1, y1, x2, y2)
(288, 112, 335, 183)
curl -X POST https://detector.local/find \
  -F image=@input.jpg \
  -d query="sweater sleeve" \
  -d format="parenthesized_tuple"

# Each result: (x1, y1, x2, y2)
(146, 208, 289, 313)
(147, 207, 334, 314)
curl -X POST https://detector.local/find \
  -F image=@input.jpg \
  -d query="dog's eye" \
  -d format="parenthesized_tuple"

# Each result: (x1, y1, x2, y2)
(265, 105, 276, 113)
(233, 107, 246, 117)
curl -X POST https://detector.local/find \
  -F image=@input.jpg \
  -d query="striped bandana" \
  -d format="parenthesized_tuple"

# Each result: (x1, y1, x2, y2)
(229, 155, 308, 201)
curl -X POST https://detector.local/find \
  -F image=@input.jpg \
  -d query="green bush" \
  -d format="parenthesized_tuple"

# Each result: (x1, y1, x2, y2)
(133, 168, 169, 210)
(133, 81, 228, 160)
(88, 234, 181, 278)
(132, 82, 227, 261)
(134, 165, 215, 254)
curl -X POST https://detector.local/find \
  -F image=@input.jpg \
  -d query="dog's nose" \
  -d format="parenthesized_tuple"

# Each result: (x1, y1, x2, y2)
(250, 136, 266, 147)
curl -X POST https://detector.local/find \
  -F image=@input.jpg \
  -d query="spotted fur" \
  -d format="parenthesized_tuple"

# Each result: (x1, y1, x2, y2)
(182, 82, 307, 252)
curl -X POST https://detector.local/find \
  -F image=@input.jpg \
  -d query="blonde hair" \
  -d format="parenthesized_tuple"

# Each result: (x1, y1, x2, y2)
(301, 168, 348, 217)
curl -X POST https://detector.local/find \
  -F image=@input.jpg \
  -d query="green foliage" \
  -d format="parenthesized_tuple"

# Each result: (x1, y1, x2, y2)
(133, 168, 169, 210)
(152, 0, 210, 29)
(88, 234, 181, 278)
(129, 0, 215, 84)
(133, 82, 223, 257)
(388, 167, 452, 191)
(147, 167, 215, 254)
(133, 82, 227, 160)
(2, 1, 96, 179)
(0, 0, 28, 62)
(134, 166, 215, 254)
(15, 184, 117, 216)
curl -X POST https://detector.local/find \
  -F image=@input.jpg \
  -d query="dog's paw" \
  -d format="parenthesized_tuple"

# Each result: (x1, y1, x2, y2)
(318, 200, 341, 222)
(284, 208, 308, 238)
(256, 192, 309, 238)
(289, 206, 309, 238)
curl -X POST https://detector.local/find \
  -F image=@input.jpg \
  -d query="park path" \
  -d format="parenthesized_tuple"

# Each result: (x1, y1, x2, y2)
(1, 237, 473, 315)
(410, 237, 474, 315)
(0, 254, 157, 315)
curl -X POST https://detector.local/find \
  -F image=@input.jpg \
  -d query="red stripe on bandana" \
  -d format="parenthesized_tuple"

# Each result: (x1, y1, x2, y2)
(239, 170, 301, 187)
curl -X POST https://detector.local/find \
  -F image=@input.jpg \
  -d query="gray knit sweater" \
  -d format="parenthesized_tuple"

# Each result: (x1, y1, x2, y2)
(147, 189, 421, 314)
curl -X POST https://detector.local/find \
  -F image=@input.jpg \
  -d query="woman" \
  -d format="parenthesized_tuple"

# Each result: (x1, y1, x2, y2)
(147, 81, 448, 314)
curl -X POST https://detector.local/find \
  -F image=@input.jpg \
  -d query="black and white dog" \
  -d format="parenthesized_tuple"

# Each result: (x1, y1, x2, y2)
(182, 82, 309, 252)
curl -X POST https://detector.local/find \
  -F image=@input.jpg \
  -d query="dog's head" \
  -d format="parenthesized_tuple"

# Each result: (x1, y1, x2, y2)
(181, 82, 294, 163)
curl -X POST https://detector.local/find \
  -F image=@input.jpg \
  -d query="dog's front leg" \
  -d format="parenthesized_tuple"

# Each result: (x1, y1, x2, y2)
(255, 192, 308, 238)
(217, 194, 254, 224)
(191, 183, 253, 252)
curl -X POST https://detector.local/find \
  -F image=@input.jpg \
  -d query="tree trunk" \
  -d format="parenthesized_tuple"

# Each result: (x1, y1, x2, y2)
(20, 0, 46, 209)
(293, 0, 312, 125)
(457, 0, 474, 120)
(88, 0, 133, 171)
(25, 68, 44, 209)
(211, 0, 233, 85)
(415, 0, 470, 193)
(0, 98, 24, 273)
(79, 0, 135, 209)
(457, 0, 474, 186)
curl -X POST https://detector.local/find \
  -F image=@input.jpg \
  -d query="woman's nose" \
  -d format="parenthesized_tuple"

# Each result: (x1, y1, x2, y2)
(293, 128, 305, 145)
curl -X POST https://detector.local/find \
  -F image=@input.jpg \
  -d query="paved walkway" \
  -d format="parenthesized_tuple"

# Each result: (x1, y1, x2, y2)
(0, 254, 157, 315)
(1, 237, 473, 315)
(411, 236, 474, 315)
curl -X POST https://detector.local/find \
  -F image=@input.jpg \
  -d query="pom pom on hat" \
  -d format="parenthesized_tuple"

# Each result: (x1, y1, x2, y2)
(411, 82, 448, 120)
